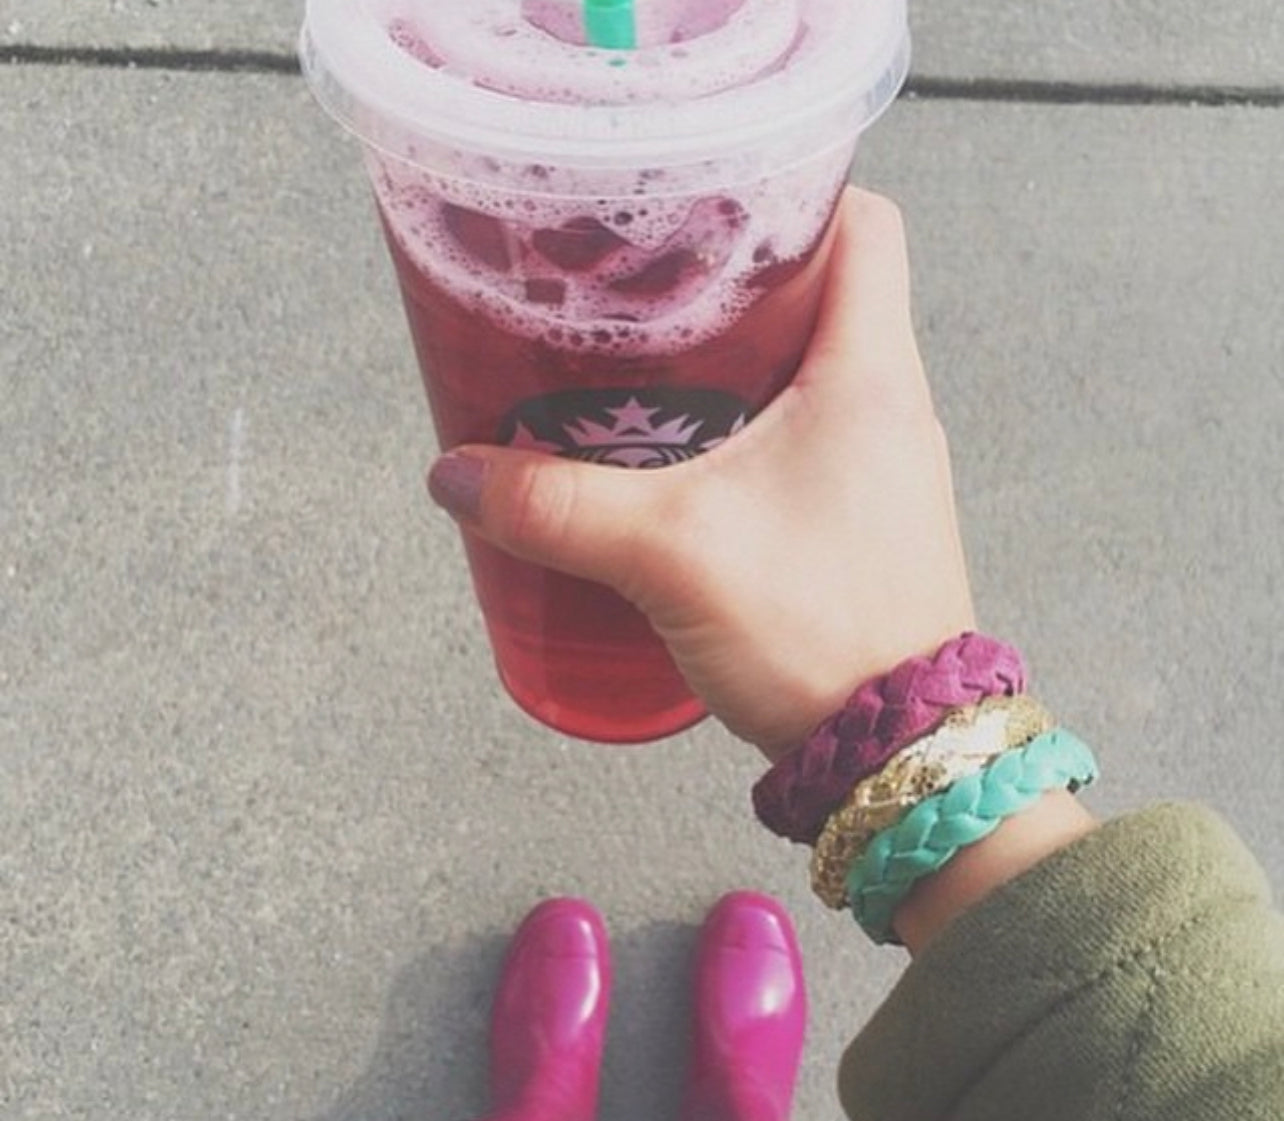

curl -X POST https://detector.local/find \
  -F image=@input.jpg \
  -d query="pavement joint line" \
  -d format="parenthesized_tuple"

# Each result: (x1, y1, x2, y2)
(907, 76, 1284, 109)
(3, 42, 1283, 109)
(3, 43, 298, 75)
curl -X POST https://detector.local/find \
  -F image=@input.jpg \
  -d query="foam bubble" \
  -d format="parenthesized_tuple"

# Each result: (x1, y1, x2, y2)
(369, 0, 858, 357)
(522, 0, 748, 47)
(387, 17, 443, 68)
(400, 0, 799, 106)
(372, 143, 851, 357)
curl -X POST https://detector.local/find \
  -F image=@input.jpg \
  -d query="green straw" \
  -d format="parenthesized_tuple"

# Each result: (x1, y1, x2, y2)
(584, 0, 637, 50)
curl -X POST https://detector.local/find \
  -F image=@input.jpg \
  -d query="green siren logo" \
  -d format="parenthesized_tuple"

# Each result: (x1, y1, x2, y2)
(500, 388, 750, 469)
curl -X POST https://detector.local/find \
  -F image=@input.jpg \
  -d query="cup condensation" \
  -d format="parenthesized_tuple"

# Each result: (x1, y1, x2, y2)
(302, 0, 910, 742)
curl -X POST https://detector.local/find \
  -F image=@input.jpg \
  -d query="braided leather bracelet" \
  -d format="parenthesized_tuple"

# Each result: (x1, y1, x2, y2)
(810, 694, 1055, 909)
(845, 729, 1099, 945)
(753, 634, 1027, 845)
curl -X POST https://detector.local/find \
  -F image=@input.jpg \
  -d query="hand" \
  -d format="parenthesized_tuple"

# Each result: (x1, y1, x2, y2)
(427, 189, 976, 760)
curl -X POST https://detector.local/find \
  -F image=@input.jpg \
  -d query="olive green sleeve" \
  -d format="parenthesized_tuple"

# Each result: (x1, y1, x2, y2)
(837, 803, 1284, 1121)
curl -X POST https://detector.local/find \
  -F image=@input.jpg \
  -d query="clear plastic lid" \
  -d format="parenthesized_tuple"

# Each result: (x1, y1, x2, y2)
(301, 0, 910, 171)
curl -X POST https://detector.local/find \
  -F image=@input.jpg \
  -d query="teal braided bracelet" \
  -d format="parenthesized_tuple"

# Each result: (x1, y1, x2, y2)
(845, 729, 1099, 945)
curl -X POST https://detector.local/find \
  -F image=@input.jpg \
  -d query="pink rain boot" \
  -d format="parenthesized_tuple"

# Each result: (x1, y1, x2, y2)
(484, 898, 611, 1121)
(681, 892, 807, 1121)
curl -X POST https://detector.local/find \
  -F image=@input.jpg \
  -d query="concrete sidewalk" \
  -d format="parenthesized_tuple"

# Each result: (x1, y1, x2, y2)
(2, 6, 1282, 1120)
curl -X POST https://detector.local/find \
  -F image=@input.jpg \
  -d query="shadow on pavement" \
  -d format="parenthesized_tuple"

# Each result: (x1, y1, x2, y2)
(310, 918, 698, 1121)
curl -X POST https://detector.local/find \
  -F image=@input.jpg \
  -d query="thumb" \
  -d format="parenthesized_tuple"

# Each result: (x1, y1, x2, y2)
(427, 446, 666, 587)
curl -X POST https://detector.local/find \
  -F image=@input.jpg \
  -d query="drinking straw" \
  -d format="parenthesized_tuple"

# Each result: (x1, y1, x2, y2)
(584, 0, 637, 49)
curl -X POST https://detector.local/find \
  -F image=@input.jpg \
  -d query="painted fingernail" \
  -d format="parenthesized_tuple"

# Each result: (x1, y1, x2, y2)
(427, 452, 485, 522)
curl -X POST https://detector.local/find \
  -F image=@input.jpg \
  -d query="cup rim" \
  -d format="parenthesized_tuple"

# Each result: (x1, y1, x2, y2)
(300, 0, 910, 169)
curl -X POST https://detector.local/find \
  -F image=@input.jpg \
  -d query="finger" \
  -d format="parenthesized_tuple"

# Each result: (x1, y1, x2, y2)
(427, 446, 666, 587)
(795, 188, 932, 415)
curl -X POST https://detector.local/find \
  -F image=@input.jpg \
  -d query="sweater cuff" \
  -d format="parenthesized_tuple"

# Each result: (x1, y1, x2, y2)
(837, 803, 1273, 1121)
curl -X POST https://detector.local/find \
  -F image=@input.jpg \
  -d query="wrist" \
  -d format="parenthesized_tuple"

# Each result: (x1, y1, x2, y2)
(752, 616, 979, 764)
(754, 631, 1020, 845)
(892, 790, 1097, 954)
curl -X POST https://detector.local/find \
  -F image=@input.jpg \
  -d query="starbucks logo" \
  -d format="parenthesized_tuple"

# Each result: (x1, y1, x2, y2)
(500, 389, 750, 469)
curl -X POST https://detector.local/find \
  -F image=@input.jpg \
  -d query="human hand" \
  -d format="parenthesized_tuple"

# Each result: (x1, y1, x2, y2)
(427, 189, 975, 760)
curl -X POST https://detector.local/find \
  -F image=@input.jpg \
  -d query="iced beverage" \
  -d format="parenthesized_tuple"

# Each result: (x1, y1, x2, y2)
(302, 0, 910, 742)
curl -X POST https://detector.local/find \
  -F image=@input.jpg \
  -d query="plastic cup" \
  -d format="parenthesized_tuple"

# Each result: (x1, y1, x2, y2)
(301, 0, 910, 743)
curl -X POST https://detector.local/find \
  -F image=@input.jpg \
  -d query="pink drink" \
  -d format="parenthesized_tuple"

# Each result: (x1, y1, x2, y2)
(302, 0, 910, 741)
(379, 179, 838, 741)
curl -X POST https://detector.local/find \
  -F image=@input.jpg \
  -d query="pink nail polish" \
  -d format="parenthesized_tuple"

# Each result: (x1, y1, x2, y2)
(428, 452, 485, 521)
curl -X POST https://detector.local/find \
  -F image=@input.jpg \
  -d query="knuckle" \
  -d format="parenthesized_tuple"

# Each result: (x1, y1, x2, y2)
(855, 360, 936, 423)
(616, 483, 698, 596)
(849, 189, 906, 242)
(504, 460, 577, 558)
(930, 415, 951, 450)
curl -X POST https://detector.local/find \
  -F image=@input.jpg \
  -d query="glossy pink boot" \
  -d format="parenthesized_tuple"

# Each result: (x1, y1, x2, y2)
(681, 892, 807, 1121)
(484, 898, 611, 1121)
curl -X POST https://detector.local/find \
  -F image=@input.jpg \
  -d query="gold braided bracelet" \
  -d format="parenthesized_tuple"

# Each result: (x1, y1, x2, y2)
(810, 694, 1055, 909)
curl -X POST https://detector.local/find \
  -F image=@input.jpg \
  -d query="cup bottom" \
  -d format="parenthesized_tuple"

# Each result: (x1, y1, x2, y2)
(464, 536, 709, 742)
(488, 624, 709, 743)
(498, 663, 710, 743)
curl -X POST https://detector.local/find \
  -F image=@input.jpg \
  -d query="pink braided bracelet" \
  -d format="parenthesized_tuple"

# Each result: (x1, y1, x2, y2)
(751, 633, 1027, 844)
